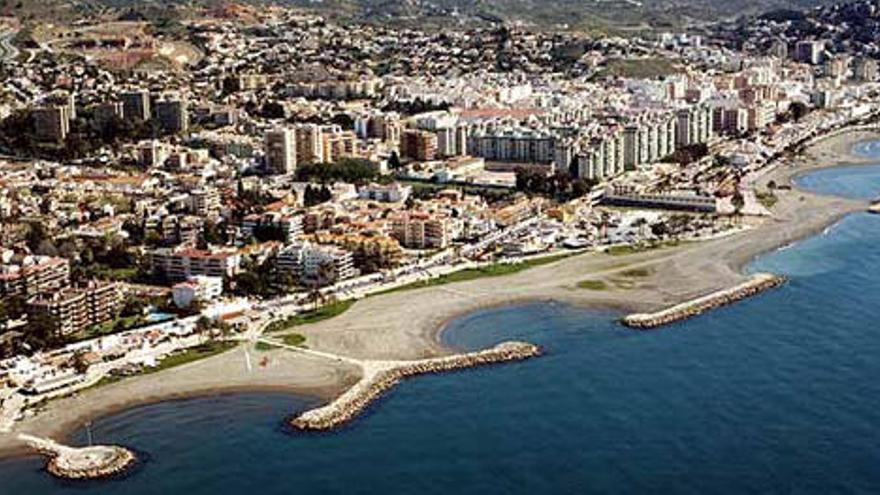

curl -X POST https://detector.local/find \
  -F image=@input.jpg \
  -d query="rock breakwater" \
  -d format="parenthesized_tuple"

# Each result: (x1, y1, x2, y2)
(622, 273, 787, 329)
(18, 434, 136, 480)
(290, 341, 541, 431)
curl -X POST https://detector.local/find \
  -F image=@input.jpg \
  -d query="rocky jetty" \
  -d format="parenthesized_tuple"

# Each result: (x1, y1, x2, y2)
(290, 341, 541, 431)
(622, 273, 787, 329)
(18, 434, 136, 480)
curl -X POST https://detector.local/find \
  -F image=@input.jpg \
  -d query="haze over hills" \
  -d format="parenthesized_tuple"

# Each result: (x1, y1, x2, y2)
(0, 0, 845, 30)
(283, 0, 839, 25)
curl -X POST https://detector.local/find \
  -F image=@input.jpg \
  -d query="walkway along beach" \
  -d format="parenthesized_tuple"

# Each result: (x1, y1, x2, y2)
(621, 273, 788, 329)
(0, 129, 877, 461)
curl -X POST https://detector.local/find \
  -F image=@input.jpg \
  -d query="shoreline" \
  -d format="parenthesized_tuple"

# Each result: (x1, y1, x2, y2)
(1, 128, 879, 461)
(0, 347, 361, 460)
(728, 129, 880, 274)
(0, 384, 345, 462)
(430, 295, 634, 351)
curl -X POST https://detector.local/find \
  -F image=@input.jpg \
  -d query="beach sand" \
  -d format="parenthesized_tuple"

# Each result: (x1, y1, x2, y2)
(1, 129, 877, 457)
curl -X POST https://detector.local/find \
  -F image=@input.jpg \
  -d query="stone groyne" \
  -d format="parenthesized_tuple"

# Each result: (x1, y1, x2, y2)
(18, 434, 136, 480)
(290, 341, 541, 431)
(621, 273, 787, 329)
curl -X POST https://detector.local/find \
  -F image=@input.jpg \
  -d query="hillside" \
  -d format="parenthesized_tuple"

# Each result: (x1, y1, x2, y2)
(279, 0, 843, 30)
(0, 0, 844, 31)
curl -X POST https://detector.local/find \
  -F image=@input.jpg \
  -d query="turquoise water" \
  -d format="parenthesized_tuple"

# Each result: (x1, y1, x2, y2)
(852, 139, 880, 158)
(795, 163, 880, 200)
(2, 162, 880, 493)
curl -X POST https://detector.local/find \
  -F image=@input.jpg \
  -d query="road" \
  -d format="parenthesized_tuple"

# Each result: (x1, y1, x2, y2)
(0, 28, 19, 62)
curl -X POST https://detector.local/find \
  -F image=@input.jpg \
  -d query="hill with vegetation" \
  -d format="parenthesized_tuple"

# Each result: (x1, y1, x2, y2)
(0, 0, 844, 32)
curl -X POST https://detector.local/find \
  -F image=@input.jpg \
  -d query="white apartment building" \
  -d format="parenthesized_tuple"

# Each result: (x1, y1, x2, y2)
(277, 242, 357, 286)
(150, 248, 241, 281)
(172, 276, 224, 309)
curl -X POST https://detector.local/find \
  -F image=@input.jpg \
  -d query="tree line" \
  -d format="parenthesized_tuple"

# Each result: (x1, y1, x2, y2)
(514, 168, 597, 201)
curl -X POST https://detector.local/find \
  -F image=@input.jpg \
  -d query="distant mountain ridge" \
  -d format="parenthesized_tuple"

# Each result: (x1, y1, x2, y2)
(0, 0, 845, 30)
(280, 0, 843, 28)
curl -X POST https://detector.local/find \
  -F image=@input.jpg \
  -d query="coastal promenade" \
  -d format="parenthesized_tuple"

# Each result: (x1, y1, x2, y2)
(284, 127, 877, 362)
(0, 129, 877, 460)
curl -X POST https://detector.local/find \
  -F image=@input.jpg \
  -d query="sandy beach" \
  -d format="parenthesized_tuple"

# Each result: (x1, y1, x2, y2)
(1, 129, 878, 458)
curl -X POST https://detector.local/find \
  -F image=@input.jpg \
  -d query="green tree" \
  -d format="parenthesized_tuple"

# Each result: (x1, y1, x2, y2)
(261, 101, 286, 119)
(195, 316, 213, 337)
(388, 151, 402, 170)
(731, 191, 746, 224)
(70, 351, 90, 374)
(732, 191, 745, 214)
(3, 296, 25, 320)
(24, 312, 62, 351)
(25, 222, 51, 252)
(790, 102, 809, 122)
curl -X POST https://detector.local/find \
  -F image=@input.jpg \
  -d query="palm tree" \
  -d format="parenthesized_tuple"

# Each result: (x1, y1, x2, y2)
(317, 260, 337, 288)
(195, 316, 213, 340)
(632, 217, 648, 239)
(306, 260, 337, 312)
(731, 191, 745, 225)
(598, 211, 611, 242)
(70, 351, 90, 375)
(307, 282, 325, 312)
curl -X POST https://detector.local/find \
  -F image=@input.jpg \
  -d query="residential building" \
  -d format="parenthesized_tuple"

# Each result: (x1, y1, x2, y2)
(137, 140, 168, 167)
(25, 281, 124, 336)
(149, 248, 241, 281)
(277, 242, 357, 286)
(358, 183, 412, 203)
(854, 57, 878, 82)
(189, 188, 221, 217)
(172, 276, 223, 308)
(120, 90, 152, 122)
(92, 101, 124, 126)
(32, 106, 70, 142)
(794, 40, 825, 65)
(401, 129, 438, 162)
(713, 107, 749, 135)
(321, 127, 358, 163)
(241, 212, 303, 242)
(294, 124, 325, 164)
(676, 106, 713, 148)
(264, 128, 297, 174)
(468, 128, 555, 164)
(154, 96, 189, 134)
(26, 288, 88, 336)
(82, 280, 125, 326)
(390, 212, 452, 249)
(0, 255, 70, 299)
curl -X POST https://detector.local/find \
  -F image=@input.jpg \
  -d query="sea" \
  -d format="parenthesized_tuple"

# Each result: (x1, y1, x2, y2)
(1, 153, 880, 494)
